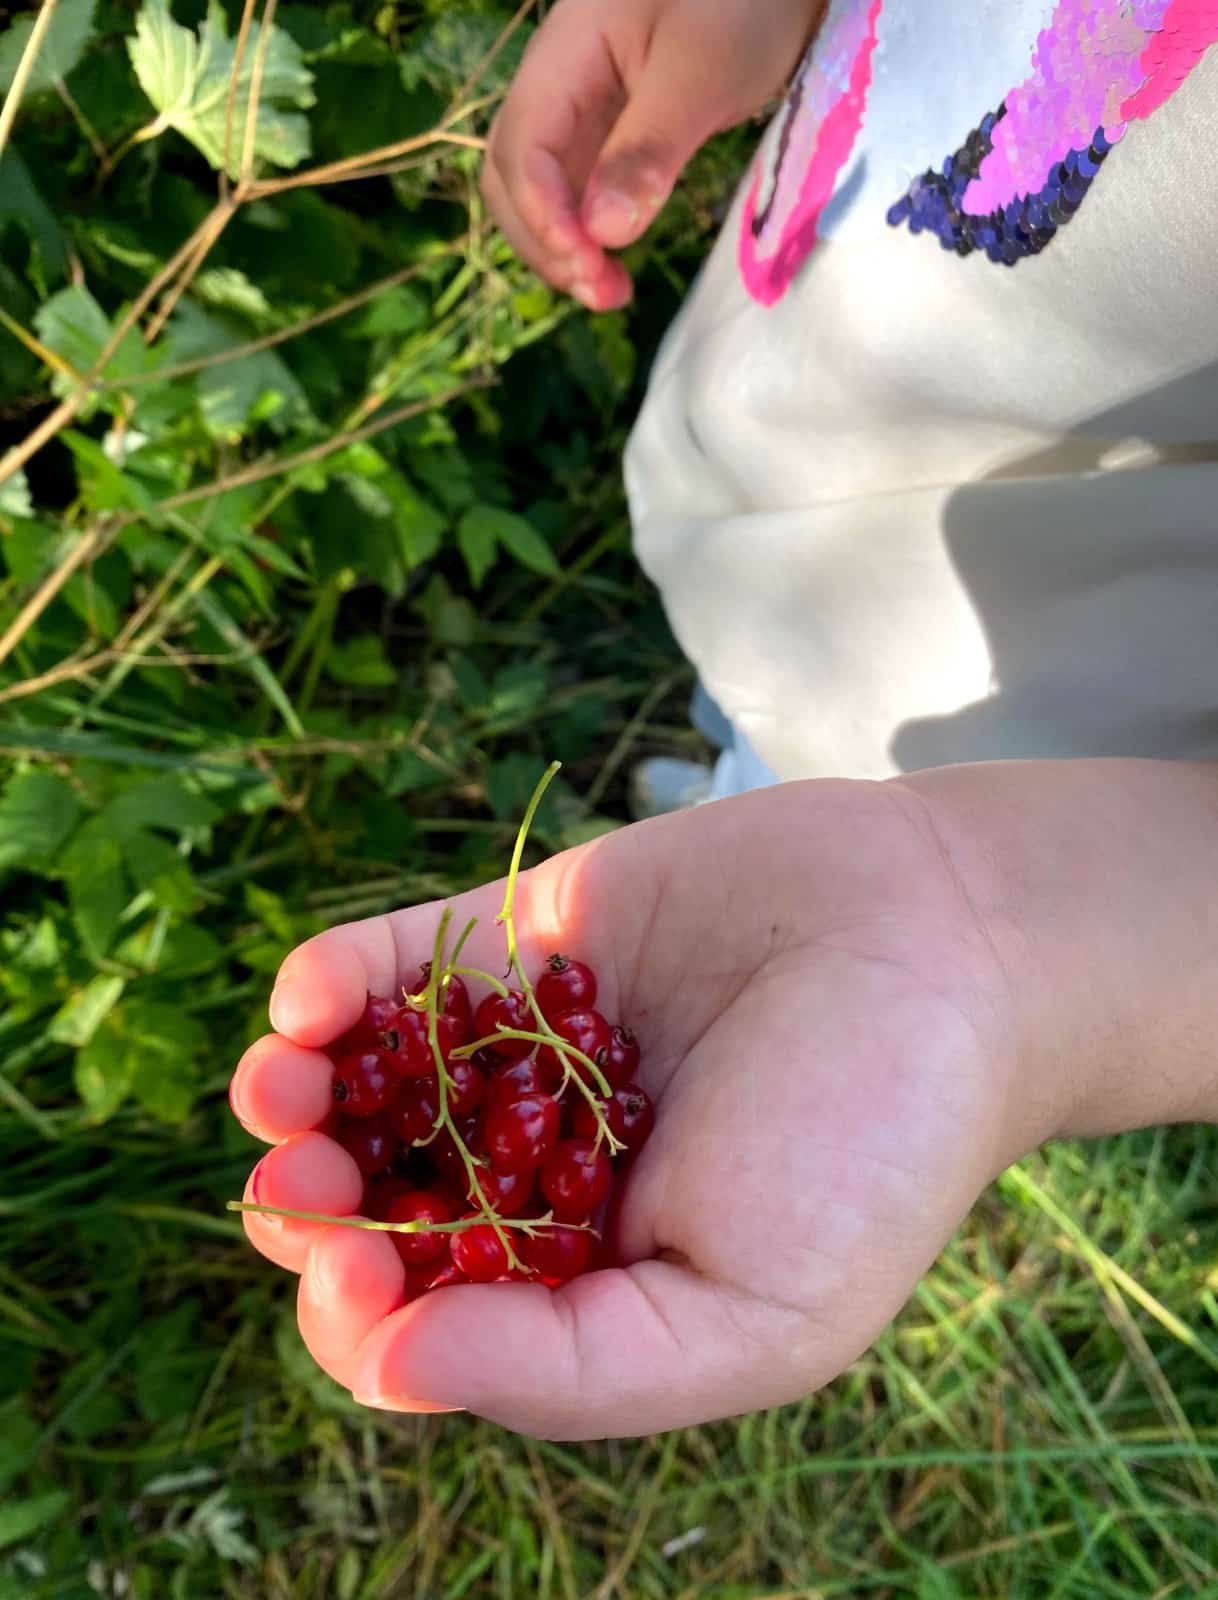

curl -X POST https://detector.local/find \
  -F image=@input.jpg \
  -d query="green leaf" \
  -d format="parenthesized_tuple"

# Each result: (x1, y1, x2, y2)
(192, 266, 275, 326)
(198, 350, 306, 439)
(77, 999, 207, 1125)
(124, 830, 199, 913)
(326, 634, 397, 688)
(102, 776, 219, 839)
(0, 466, 33, 520)
(456, 506, 497, 590)
(346, 284, 427, 338)
(0, 150, 68, 280)
(34, 286, 151, 399)
(461, 504, 561, 580)
(0, 0, 95, 95)
(59, 817, 128, 960)
(0, 1490, 70, 1553)
(74, 1028, 133, 1122)
(0, 769, 82, 871)
(128, 0, 315, 178)
(49, 974, 126, 1047)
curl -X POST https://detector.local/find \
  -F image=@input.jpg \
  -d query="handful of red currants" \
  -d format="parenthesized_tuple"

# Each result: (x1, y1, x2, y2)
(235, 764, 655, 1296)
(323, 954, 654, 1296)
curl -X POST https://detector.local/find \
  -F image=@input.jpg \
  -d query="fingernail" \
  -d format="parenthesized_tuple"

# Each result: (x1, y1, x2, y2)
(268, 978, 295, 1035)
(587, 187, 641, 233)
(352, 1391, 464, 1415)
(570, 279, 599, 310)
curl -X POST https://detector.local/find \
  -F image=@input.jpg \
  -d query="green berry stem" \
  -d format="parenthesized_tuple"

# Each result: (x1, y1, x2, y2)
(422, 910, 526, 1271)
(227, 1201, 595, 1239)
(448, 964, 510, 999)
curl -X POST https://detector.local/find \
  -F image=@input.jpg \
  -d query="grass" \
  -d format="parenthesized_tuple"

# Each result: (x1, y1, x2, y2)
(3, 3, 1218, 1596)
(8, 1123, 1218, 1596)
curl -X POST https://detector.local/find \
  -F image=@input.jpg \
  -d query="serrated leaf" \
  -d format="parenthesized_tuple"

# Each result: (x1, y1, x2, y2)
(0, 769, 81, 871)
(129, 0, 315, 178)
(59, 817, 128, 960)
(456, 506, 496, 590)
(0, 150, 68, 280)
(0, 0, 95, 96)
(34, 286, 152, 399)
(0, 1490, 70, 1552)
(49, 974, 125, 1047)
(193, 266, 274, 326)
(103, 776, 219, 839)
(461, 504, 560, 580)
(74, 1028, 133, 1122)
(326, 634, 397, 688)
(197, 348, 306, 439)
(0, 466, 32, 520)
(124, 830, 198, 913)
(77, 1000, 206, 1125)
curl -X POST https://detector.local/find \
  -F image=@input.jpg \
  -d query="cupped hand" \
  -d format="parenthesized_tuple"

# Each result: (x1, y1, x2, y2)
(481, 0, 823, 310)
(230, 777, 1035, 1439)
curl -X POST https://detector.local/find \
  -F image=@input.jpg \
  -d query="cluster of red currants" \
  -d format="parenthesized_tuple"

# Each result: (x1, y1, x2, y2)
(325, 955, 655, 1297)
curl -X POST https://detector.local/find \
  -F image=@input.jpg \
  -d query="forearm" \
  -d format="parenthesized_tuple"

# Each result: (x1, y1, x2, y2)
(897, 759, 1218, 1145)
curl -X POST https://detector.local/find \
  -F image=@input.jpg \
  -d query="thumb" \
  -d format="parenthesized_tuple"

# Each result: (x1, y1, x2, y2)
(580, 35, 721, 250)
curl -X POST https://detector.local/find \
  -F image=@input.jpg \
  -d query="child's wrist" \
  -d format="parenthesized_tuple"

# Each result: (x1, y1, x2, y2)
(894, 759, 1218, 1153)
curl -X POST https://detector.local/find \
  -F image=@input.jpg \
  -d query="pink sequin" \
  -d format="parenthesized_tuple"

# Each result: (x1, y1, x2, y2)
(739, 0, 882, 307)
(1122, 0, 1218, 120)
(964, 0, 1217, 215)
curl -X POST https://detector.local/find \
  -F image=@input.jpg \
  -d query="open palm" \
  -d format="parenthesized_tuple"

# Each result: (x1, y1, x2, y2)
(231, 778, 1023, 1439)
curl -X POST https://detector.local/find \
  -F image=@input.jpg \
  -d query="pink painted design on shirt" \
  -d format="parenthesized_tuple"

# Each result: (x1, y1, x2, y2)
(1122, 0, 1218, 121)
(739, 0, 882, 307)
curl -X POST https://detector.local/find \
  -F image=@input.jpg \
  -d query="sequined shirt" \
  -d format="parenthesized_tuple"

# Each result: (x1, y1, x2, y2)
(624, 0, 1218, 777)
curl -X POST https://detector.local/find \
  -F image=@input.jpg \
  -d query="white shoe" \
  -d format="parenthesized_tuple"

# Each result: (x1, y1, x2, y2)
(628, 757, 714, 820)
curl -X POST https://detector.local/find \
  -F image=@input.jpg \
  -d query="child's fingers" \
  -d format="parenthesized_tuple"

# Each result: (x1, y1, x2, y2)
(297, 1226, 408, 1388)
(267, 877, 510, 1049)
(481, 158, 577, 290)
(229, 1035, 332, 1143)
(241, 1132, 364, 1273)
(348, 1260, 813, 1439)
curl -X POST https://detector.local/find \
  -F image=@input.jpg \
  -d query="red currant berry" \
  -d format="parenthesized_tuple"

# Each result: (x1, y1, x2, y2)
(541, 1139, 612, 1219)
(518, 1224, 593, 1281)
(388, 1006, 467, 1079)
(541, 1009, 612, 1082)
(401, 1262, 435, 1302)
(339, 992, 403, 1054)
(572, 1083, 655, 1155)
(570, 1093, 627, 1144)
(366, 1177, 413, 1221)
(472, 1045, 505, 1071)
(445, 1057, 484, 1119)
(473, 990, 535, 1060)
(465, 1164, 534, 1214)
(385, 1189, 457, 1264)
(424, 1260, 467, 1292)
(388, 1076, 439, 1145)
(486, 1093, 560, 1174)
(428, 1117, 486, 1183)
(336, 1113, 396, 1176)
(486, 1056, 563, 1115)
(601, 1025, 641, 1088)
(450, 1219, 510, 1282)
(614, 1083, 656, 1153)
(418, 963, 472, 1024)
(332, 1049, 399, 1118)
(536, 955, 598, 1019)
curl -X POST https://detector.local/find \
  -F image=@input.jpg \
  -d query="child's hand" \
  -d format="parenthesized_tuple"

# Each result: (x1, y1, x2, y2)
(230, 778, 1039, 1438)
(481, 0, 823, 310)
